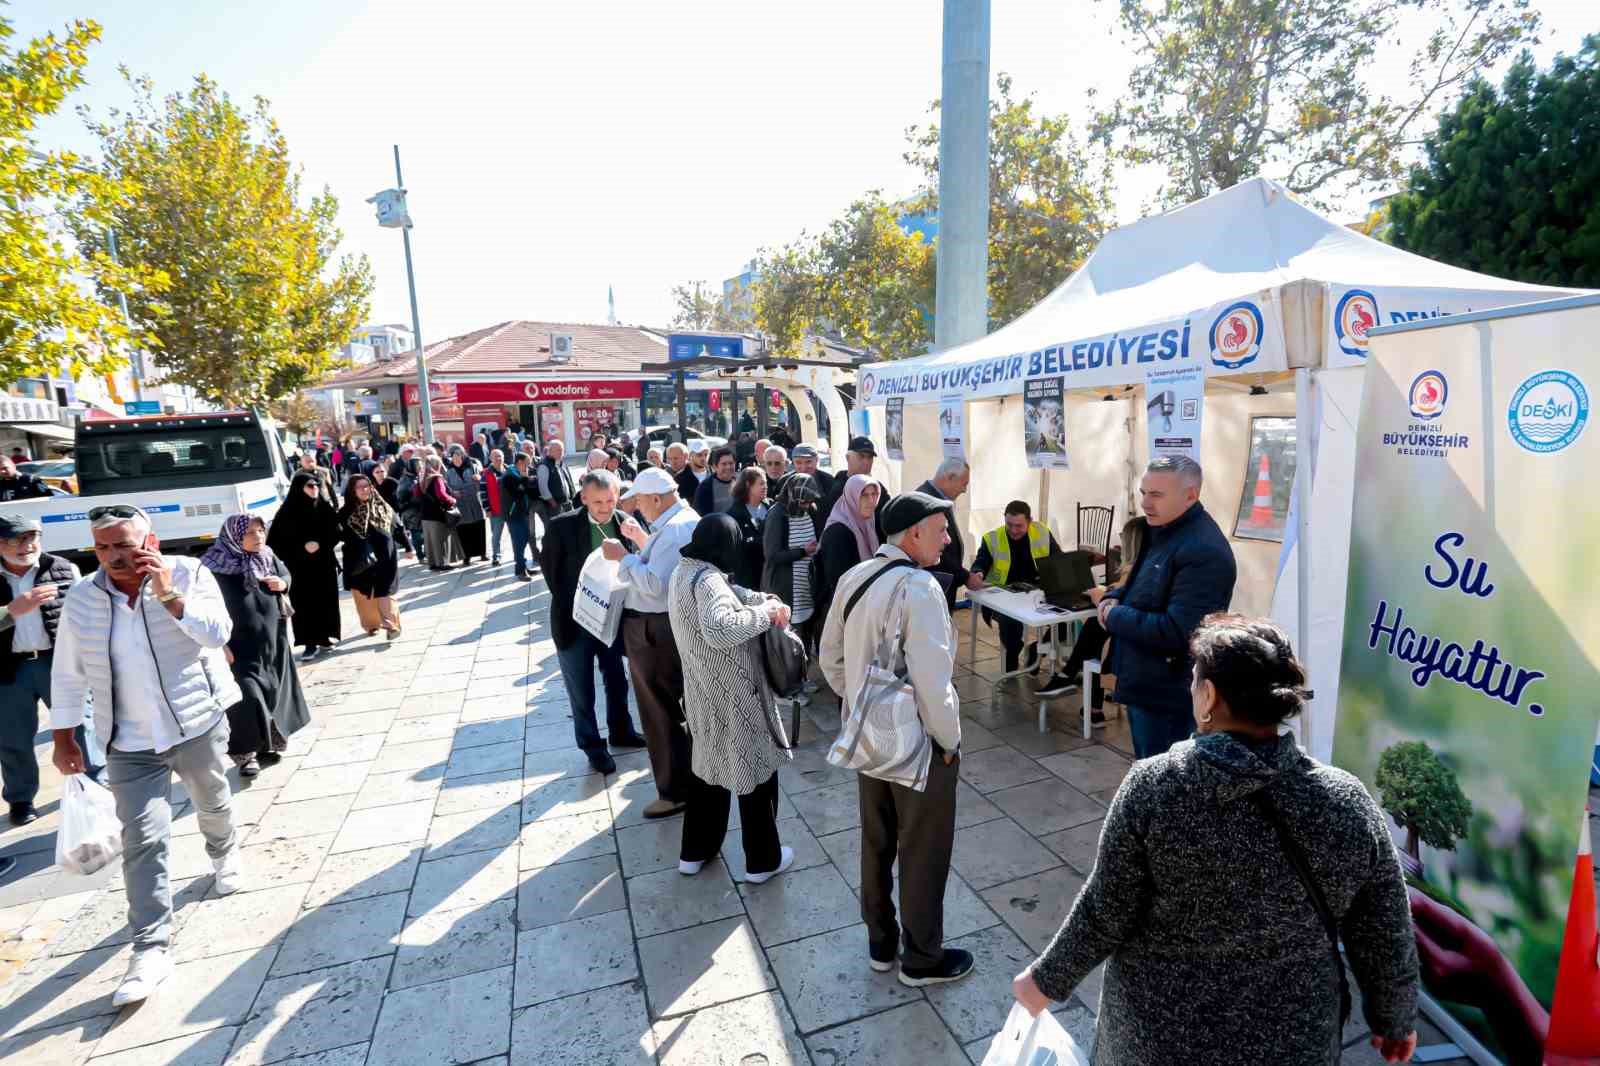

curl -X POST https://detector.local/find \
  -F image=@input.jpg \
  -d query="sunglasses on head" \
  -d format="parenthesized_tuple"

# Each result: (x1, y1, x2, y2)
(87, 504, 150, 522)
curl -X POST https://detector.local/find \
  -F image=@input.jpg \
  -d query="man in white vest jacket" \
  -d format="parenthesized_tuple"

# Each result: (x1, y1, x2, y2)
(51, 505, 243, 1007)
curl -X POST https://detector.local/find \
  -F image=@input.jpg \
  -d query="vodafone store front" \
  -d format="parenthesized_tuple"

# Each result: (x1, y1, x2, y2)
(451, 380, 646, 451)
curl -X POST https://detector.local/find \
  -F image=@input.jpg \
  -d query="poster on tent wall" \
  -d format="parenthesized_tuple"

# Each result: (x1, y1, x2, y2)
(1143, 363, 1203, 462)
(1332, 310, 1600, 1063)
(1023, 377, 1069, 469)
(884, 398, 905, 461)
(939, 395, 965, 459)
(1324, 284, 1565, 370)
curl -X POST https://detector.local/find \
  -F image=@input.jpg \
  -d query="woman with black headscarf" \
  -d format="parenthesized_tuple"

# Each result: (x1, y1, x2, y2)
(338, 473, 412, 640)
(267, 469, 344, 660)
(202, 513, 311, 776)
(667, 514, 796, 883)
(762, 474, 823, 656)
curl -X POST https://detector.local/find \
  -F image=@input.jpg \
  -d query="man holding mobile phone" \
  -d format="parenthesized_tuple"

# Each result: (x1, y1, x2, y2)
(0, 513, 98, 830)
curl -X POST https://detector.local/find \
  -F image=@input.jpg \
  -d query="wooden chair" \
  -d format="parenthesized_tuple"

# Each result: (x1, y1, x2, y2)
(1077, 503, 1114, 563)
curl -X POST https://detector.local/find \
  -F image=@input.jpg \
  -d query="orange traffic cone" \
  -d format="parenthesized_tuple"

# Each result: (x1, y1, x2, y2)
(1546, 808, 1600, 1063)
(1247, 454, 1274, 527)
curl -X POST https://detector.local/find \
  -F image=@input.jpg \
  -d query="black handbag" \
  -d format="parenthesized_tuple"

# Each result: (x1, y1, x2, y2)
(443, 507, 463, 528)
(342, 537, 376, 579)
(1250, 789, 1353, 1028)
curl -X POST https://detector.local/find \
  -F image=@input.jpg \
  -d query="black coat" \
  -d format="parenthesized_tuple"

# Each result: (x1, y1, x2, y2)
(266, 493, 344, 648)
(0, 475, 51, 502)
(761, 502, 819, 607)
(675, 466, 702, 502)
(0, 551, 75, 683)
(916, 479, 968, 609)
(214, 561, 311, 756)
(725, 502, 766, 592)
(538, 508, 629, 650)
(813, 522, 865, 629)
(1103, 503, 1237, 715)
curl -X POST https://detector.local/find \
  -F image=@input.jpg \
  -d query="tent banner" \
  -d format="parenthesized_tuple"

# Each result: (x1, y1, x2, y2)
(1143, 363, 1203, 462)
(857, 292, 1289, 406)
(939, 395, 965, 459)
(1332, 313, 1600, 1061)
(1023, 377, 1070, 469)
(1324, 284, 1556, 369)
(885, 398, 905, 461)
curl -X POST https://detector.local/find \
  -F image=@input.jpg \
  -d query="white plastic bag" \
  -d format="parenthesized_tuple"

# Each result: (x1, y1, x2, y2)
(573, 547, 626, 646)
(55, 774, 123, 875)
(980, 1002, 1089, 1066)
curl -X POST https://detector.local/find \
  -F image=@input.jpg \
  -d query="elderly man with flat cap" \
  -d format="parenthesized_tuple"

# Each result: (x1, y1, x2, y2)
(0, 513, 99, 831)
(821, 491, 972, 989)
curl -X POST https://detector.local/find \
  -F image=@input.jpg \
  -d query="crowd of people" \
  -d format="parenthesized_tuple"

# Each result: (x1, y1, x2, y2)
(0, 425, 1425, 1062)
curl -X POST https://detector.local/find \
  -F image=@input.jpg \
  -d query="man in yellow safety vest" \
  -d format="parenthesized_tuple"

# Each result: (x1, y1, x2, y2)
(968, 500, 1061, 673)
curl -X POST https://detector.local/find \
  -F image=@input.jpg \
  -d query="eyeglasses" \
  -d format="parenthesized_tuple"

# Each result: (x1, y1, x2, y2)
(86, 505, 150, 522)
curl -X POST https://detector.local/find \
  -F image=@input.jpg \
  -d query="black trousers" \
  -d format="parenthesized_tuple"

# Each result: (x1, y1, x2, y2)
(680, 772, 780, 874)
(859, 752, 959, 970)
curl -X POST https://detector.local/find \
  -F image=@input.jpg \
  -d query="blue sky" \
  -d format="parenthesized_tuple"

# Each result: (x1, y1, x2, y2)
(13, 0, 1594, 344)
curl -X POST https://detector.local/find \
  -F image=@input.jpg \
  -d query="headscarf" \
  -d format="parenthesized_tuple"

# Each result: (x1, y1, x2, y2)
(341, 473, 396, 537)
(273, 470, 339, 541)
(825, 473, 881, 560)
(200, 513, 277, 589)
(781, 472, 821, 515)
(680, 513, 742, 575)
(586, 448, 609, 471)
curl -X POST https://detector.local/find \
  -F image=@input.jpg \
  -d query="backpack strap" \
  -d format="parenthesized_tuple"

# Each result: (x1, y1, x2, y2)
(1249, 789, 1353, 1028)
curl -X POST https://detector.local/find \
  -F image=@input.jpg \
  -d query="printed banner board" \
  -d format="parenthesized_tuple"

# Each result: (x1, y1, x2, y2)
(1143, 363, 1203, 462)
(454, 380, 644, 403)
(1023, 377, 1070, 469)
(884, 398, 905, 461)
(1323, 284, 1561, 370)
(1333, 303, 1600, 1062)
(939, 395, 965, 460)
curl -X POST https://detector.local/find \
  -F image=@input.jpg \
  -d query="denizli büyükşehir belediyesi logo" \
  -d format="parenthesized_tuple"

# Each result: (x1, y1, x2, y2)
(1408, 370, 1448, 420)
(1508, 370, 1589, 454)
(1334, 289, 1379, 358)
(1209, 301, 1263, 370)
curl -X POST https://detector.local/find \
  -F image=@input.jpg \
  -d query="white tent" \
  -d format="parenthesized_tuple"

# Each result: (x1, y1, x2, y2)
(857, 177, 1579, 760)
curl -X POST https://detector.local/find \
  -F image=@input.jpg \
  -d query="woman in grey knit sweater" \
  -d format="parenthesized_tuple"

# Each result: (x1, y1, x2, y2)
(1013, 614, 1421, 1065)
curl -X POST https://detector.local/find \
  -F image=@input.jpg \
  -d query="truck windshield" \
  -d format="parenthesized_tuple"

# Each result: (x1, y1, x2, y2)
(77, 424, 273, 496)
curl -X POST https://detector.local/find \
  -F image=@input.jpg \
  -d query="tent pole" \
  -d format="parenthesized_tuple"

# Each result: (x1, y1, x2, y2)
(1294, 367, 1314, 717)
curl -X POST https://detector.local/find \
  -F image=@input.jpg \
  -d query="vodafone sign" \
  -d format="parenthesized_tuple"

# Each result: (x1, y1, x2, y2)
(454, 380, 643, 403)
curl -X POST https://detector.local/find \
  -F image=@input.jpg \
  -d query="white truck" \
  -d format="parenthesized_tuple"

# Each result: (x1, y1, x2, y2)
(6, 409, 294, 564)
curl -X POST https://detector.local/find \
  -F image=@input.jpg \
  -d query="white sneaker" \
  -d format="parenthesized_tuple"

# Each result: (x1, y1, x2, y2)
(212, 848, 243, 896)
(744, 845, 795, 885)
(678, 859, 705, 876)
(111, 947, 173, 1007)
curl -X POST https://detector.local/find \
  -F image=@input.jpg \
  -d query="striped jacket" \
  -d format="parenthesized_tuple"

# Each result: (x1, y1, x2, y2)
(51, 556, 238, 751)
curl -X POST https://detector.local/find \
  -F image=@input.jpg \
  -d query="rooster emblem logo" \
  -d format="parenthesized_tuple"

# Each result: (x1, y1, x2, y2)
(1209, 301, 1263, 369)
(1335, 290, 1380, 357)
(1408, 370, 1448, 420)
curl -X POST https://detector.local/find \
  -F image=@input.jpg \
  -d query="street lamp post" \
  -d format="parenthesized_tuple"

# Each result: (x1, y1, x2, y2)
(369, 147, 434, 444)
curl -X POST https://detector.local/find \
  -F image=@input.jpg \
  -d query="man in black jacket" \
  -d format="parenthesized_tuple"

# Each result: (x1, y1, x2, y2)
(0, 513, 97, 827)
(0, 456, 52, 502)
(539, 470, 647, 774)
(500, 453, 537, 580)
(917, 457, 971, 611)
(534, 440, 576, 553)
(1097, 456, 1236, 758)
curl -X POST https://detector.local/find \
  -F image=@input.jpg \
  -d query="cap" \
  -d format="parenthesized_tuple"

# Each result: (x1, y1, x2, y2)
(0, 512, 43, 538)
(791, 444, 818, 459)
(881, 491, 954, 537)
(687, 439, 710, 454)
(847, 436, 877, 457)
(622, 466, 678, 499)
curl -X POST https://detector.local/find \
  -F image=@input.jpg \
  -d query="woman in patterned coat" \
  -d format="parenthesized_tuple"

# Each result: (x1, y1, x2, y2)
(667, 514, 797, 884)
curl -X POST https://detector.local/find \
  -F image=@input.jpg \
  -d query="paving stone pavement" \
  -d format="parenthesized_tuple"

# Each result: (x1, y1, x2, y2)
(0, 558, 1504, 1064)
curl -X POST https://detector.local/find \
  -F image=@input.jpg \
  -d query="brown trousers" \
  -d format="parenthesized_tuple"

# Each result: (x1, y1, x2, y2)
(621, 611, 692, 802)
(352, 589, 400, 634)
(858, 752, 960, 970)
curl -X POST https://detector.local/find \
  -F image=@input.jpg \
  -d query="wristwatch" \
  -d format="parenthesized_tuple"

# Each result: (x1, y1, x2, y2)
(158, 589, 183, 604)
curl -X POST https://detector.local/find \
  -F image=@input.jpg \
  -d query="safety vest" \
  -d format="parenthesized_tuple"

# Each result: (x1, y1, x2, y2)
(982, 522, 1050, 586)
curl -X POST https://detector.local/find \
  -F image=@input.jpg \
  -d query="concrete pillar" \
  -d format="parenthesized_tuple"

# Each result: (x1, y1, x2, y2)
(934, 0, 991, 351)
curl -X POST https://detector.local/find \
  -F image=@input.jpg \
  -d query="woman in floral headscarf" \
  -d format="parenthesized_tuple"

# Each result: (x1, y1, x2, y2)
(338, 473, 412, 639)
(202, 514, 311, 776)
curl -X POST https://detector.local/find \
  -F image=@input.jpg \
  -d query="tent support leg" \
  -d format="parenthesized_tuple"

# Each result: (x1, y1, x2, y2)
(1294, 366, 1314, 709)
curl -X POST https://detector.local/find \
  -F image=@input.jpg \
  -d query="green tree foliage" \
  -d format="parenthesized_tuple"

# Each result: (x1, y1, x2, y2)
(668, 280, 745, 331)
(71, 73, 372, 406)
(1375, 740, 1474, 858)
(0, 15, 167, 389)
(1101, 0, 1540, 207)
(751, 77, 1110, 359)
(1387, 37, 1600, 287)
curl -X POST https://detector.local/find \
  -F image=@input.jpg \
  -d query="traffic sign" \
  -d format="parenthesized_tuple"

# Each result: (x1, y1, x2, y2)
(124, 401, 161, 415)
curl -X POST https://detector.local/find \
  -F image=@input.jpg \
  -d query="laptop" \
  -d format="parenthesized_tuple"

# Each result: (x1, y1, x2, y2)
(1036, 550, 1098, 610)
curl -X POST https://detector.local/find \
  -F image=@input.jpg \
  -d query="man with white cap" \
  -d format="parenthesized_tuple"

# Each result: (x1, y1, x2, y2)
(601, 467, 701, 818)
(675, 439, 711, 501)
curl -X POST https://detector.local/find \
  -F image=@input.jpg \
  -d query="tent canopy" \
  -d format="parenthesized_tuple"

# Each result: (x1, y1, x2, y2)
(859, 178, 1576, 405)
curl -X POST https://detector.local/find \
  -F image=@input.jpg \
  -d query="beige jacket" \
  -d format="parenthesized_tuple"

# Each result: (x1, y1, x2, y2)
(820, 545, 961, 757)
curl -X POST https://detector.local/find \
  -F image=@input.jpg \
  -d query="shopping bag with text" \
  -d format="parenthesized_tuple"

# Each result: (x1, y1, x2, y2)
(573, 547, 626, 646)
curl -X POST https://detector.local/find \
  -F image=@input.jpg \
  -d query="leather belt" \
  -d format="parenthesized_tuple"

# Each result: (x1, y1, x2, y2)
(621, 609, 666, 621)
(12, 649, 51, 660)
